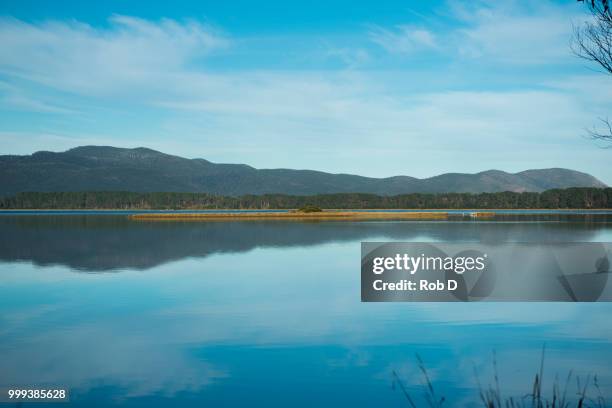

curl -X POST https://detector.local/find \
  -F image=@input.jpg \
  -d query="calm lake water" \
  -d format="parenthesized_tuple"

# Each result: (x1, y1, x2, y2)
(1, 214, 611, 407)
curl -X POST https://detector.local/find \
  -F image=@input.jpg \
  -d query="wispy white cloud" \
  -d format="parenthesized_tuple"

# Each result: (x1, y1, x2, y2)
(0, 15, 228, 96)
(369, 1, 582, 65)
(369, 25, 438, 54)
(452, 1, 578, 64)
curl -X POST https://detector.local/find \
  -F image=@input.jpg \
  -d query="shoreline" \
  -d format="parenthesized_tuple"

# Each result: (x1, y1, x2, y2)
(128, 211, 452, 221)
(1, 208, 611, 212)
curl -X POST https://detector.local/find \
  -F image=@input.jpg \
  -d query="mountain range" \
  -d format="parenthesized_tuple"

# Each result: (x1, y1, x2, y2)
(0, 146, 606, 196)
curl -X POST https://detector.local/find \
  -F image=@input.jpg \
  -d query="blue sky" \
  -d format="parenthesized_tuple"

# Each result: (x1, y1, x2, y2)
(0, 0, 611, 183)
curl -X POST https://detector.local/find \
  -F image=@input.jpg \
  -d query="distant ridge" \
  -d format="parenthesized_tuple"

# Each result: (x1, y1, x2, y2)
(0, 146, 606, 196)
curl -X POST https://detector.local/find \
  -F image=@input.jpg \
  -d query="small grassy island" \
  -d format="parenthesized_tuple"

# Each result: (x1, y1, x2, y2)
(129, 210, 450, 221)
(294, 205, 323, 213)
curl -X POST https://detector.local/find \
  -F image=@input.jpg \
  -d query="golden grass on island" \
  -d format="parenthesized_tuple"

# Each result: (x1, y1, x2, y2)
(129, 211, 449, 221)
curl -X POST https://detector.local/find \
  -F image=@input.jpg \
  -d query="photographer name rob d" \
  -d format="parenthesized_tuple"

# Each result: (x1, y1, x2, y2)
(372, 278, 458, 292)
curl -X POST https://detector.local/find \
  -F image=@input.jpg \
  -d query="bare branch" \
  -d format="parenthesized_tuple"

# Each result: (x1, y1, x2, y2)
(586, 117, 612, 143)
(573, 0, 612, 143)
(572, 2, 612, 75)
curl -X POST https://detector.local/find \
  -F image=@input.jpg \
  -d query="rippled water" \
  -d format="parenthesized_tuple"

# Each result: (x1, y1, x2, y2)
(0, 214, 611, 407)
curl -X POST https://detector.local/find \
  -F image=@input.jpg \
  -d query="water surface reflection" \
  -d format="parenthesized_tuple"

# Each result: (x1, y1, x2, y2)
(1, 215, 610, 271)
(0, 215, 611, 407)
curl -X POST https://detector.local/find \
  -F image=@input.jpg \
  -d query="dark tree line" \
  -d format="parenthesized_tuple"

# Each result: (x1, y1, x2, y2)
(1, 188, 610, 210)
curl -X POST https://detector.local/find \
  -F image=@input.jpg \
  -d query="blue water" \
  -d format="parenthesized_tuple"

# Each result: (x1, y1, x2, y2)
(0, 215, 611, 407)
